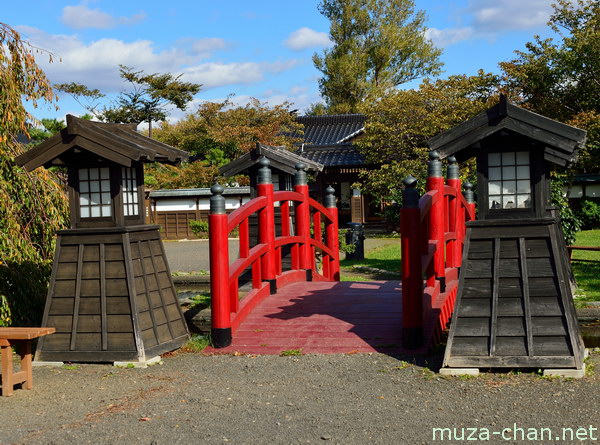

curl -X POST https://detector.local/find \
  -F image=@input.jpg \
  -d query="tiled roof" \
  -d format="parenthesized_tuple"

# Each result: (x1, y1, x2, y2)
(296, 114, 365, 145)
(298, 144, 366, 167)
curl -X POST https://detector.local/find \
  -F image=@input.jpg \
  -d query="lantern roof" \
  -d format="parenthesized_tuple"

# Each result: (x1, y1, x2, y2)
(16, 114, 189, 171)
(428, 95, 587, 167)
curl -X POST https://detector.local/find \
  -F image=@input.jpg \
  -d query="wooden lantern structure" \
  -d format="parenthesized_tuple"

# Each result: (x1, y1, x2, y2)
(429, 96, 587, 373)
(16, 115, 190, 363)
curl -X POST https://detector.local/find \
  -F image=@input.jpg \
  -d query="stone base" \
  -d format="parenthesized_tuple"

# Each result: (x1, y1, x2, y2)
(439, 368, 480, 377)
(543, 365, 585, 379)
(31, 361, 64, 367)
(113, 356, 163, 369)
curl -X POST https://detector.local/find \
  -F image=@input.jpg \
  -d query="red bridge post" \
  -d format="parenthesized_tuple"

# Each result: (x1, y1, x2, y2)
(446, 156, 461, 268)
(324, 185, 340, 281)
(401, 176, 424, 349)
(209, 184, 232, 348)
(257, 157, 277, 292)
(294, 163, 313, 280)
(427, 150, 446, 292)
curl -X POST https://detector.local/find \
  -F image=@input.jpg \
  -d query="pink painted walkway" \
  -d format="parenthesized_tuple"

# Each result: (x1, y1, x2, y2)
(205, 280, 449, 355)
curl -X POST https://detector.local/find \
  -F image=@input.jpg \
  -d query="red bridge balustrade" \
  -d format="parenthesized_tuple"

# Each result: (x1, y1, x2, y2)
(209, 159, 340, 347)
(401, 152, 476, 349)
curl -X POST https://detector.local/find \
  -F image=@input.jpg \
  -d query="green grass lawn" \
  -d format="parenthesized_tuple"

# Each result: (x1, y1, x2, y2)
(572, 230, 600, 304)
(340, 242, 401, 281)
(338, 231, 600, 303)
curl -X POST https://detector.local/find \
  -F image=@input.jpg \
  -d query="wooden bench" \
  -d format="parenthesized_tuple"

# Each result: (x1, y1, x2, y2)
(0, 327, 55, 397)
(567, 245, 600, 262)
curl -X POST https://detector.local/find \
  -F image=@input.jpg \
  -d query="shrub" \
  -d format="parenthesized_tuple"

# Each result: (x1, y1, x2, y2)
(577, 199, 600, 230)
(189, 220, 209, 238)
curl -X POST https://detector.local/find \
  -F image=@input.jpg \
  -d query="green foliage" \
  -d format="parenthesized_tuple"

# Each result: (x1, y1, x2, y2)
(577, 199, 600, 230)
(154, 98, 303, 164)
(500, 0, 600, 172)
(280, 348, 303, 356)
(571, 230, 600, 303)
(56, 64, 201, 137)
(27, 118, 66, 145)
(550, 171, 581, 245)
(189, 220, 210, 239)
(313, 0, 442, 113)
(338, 229, 356, 254)
(183, 334, 210, 352)
(0, 23, 69, 326)
(357, 72, 498, 205)
(144, 160, 221, 190)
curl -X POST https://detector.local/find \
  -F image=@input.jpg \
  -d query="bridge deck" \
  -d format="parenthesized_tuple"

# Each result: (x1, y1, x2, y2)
(205, 281, 447, 355)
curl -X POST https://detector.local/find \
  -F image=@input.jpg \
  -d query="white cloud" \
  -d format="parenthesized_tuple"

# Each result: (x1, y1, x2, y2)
(191, 37, 229, 55)
(468, 0, 552, 32)
(425, 27, 474, 48)
(16, 26, 299, 93)
(60, 4, 146, 30)
(284, 27, 331, 51)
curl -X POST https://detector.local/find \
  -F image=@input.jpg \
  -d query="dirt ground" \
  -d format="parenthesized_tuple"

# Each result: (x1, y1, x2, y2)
(2, 350, 600, 444)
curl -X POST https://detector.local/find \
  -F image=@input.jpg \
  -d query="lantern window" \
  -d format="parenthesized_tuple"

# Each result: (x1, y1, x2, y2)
(122, 167, 139, 216)
(488, 151, 531, 210)
(79, 167, 112, 218)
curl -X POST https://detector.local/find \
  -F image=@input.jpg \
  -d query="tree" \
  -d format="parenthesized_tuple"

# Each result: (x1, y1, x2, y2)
(500, 0, 600, 172)
(0, 23, 69, 326)
(154, 98, 303, 165)
(313, 0, 442, 113)
(356, 71, 500, 206)
(56, 65, 201, 137)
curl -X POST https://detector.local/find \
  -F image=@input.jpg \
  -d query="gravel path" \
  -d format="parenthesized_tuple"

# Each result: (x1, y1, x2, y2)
(3, 351, 600, 444)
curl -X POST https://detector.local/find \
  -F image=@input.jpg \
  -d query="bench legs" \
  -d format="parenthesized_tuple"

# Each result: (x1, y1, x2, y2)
(1, 340, 14, 397)
(1, 340, 33, 397)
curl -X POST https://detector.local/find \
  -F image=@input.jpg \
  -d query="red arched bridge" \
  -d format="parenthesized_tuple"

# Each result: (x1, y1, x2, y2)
(206, 153, 474, 354)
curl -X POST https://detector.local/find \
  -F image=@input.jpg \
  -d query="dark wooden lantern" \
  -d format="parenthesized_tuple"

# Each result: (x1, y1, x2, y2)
(429, 96, 587, 373)
(16, 115, 190, 363)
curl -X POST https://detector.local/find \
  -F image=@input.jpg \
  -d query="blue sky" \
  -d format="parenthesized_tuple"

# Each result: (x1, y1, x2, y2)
(6, 0, 558, 123)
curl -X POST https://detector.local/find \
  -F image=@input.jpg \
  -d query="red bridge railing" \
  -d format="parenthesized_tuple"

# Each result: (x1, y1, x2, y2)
(401, 152, 475, 349)
(209, 159, 340, 347)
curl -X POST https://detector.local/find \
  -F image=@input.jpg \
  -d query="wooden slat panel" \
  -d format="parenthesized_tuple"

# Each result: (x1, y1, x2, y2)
(458, 298, 491, 317)
(464, 260, 492, 278)
(105, 297, 131, 314)
(156, 323, 172, 344)
(76, 315, 101, 333)
(165, 304, 182, 322)
(78, 298, 101, 314)
(454, 318, 489, 336)
(157, 272, 172, 289)
(53, 280, 76, 297)
(451, 337, 489, 356)
(138, 311, 153, 331)
(55, 263, 77, 280)
(525, 238, 551, 257)
(75, 333, 102, 350)
(499, 259, 520, 277)
(148, 291, 162, 308)
(59, 246, 79, 262)
(160, 288, 178, 306)
(133, 260, 143, 277)
(43, 333, 71, 351)
(530, 297, 563, 316)
(532, 317, 567, 336)
(61, 234, 122, 245)
(106, 279, 128, 296)
(107, 315, 133, 332)
(141, 328, 158, 347)
(104, 245, 125, 261)
(82, 246, 99, 262)
(470, 224, 549, 239)
(527, 258, 555, 277)
(529, 278, 559, 297)
(145, 275, 159, 292)
(80, 280, 100, 297)
(81, 262, 100, 279)
(170, 321, 188, 337)
(152, 308, 167, 326)
(150, 240, 162, 256)
(462, 279, 492, 298)
(489, 238, 500, 356)
(107, 333, 136, 351)
(497, 317, 526, 336)
(532, 336, 572, 356)
(498, 278, 522, 297)
(46, 315, 73, 332)
(499, 239, 519, 258)
(139, 242, 151, 258)
(136, 293, 149, 312)
(70, 245, 84, 351)
(105, 262, 127, 279)
(154, 255, 167, 272)
(142, 257, 154, 273)
(519, 237, 534, 356)
(49, 298, 75, 315)
(496, 298, 524, 316)
(495, 337, 527, 356)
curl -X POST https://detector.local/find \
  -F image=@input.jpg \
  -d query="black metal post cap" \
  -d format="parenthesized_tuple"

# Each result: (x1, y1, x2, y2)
(429, 150, 441, 161)
(295, 162, 306, 171)
(403, 175, 418, 188)
(211, 183, 224, 195)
